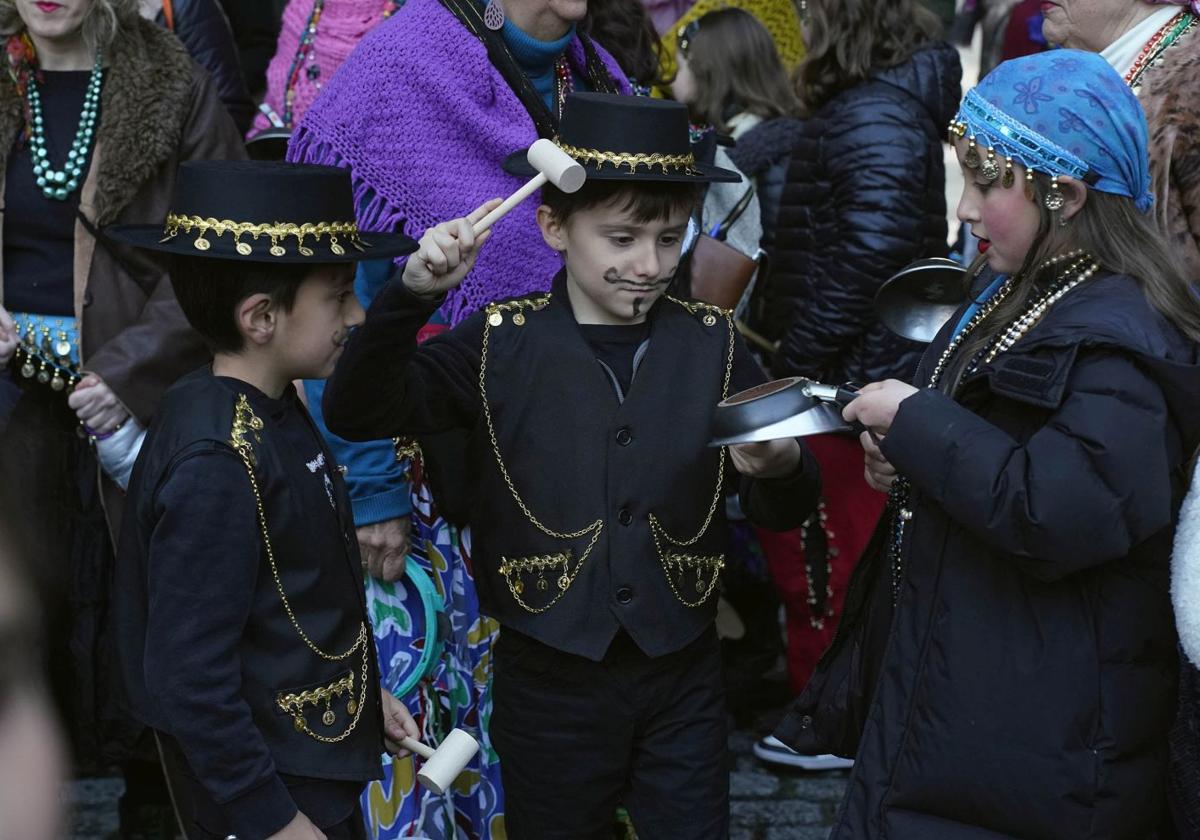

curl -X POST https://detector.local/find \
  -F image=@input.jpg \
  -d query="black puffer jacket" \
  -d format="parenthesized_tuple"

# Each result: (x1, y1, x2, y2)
(778, 273, 1200, 838)
(769, 41, 961, 385)
(156, 0, 254, 134)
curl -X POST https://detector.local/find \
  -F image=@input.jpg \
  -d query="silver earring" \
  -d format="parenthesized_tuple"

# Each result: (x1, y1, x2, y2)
(484, 0, 505, 30)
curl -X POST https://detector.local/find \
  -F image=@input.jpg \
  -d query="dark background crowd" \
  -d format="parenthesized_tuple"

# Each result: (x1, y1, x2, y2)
(2, 0, 1199, 837)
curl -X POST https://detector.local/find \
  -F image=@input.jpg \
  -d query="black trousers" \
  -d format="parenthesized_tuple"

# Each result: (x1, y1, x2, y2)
(490, 626, 730, 840)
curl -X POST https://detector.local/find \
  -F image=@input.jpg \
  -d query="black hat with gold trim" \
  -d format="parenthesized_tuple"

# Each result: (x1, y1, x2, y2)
(504, 92, 740, 184)
(105, 160, 418, 263)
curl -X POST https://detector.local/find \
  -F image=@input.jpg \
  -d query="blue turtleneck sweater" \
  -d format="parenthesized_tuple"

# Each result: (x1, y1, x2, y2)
(500, 19, 583, 110)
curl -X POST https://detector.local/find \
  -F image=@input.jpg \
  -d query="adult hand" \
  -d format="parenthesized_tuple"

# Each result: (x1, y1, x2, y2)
(381, 691, 421, 757)
(842, 380, 918, 439)
(357, 517, 411, 582)
(861, 431, 899, 493)
(729, 437, 802, 479)
(0, 307, 16, 368)
(266, 811, 327, 840)
(402, 199, 502, 299)
(67, 374, 130, 434)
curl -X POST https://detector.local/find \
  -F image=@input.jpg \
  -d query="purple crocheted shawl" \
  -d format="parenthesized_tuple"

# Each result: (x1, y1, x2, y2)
(290, 0, 630, 324)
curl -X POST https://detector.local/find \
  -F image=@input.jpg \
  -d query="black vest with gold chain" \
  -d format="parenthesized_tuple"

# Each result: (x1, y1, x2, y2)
(468, 279, 736, 661)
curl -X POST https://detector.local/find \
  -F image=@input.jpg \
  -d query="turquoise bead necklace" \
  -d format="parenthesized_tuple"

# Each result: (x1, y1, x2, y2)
(26, 50, 103, 201)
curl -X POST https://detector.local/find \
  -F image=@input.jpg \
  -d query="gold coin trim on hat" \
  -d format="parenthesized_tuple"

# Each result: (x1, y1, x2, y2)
(555, 140, 701, 176)
(160, 213, 372, 258)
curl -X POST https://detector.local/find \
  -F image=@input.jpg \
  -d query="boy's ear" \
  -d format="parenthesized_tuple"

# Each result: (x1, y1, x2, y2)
(536, 205, 567, 253)
(235, 293, 277, 346)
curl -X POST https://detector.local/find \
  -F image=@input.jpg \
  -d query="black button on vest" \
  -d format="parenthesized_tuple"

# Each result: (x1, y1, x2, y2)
(616, 427, 632, 446)
(616, 586, 633, 604)
(618, 508, 633, 526)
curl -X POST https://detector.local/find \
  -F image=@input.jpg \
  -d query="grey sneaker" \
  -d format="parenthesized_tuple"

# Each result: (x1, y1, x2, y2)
(753, 735, 854, 770)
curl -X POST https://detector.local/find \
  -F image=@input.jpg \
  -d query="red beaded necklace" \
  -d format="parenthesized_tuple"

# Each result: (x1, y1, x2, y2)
(554, 54, 572, 120)
(1125, 10, 1195, 90)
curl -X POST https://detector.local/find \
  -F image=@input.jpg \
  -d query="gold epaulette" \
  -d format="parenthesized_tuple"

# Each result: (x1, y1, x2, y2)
(666, 295, 731, 327)
(229, 393, 265, 466)
(484, 293, 552, 327)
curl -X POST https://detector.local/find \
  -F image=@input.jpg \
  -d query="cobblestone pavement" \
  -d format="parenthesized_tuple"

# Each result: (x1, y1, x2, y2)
(64, 728, 847, 839)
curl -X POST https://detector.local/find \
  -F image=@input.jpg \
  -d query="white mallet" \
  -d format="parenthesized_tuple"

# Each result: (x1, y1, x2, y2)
(472, 138, 586, 236)
(398, 728, 480, 795)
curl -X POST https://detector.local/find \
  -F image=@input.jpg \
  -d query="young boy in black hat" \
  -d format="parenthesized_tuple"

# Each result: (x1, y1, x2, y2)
(108, 160, 424, 840)
(323, 93, 821, 838)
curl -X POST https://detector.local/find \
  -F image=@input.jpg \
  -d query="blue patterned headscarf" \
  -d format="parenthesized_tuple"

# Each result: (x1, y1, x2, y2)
(950, 50, 1154, 213)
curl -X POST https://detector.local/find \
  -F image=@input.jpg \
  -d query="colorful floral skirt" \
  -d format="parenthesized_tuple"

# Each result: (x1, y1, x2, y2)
(361, 462, 506, 839)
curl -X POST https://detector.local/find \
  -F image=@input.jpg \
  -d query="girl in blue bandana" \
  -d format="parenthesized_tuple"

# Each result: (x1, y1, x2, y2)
(776, 49, 1200, 838)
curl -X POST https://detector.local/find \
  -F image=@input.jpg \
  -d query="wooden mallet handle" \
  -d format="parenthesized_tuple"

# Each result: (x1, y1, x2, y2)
(471, 139, 586, 237)
(398, 736, 435, 760)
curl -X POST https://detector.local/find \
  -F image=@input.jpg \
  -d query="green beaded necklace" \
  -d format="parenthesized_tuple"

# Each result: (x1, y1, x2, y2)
(26, 50, 103, 201)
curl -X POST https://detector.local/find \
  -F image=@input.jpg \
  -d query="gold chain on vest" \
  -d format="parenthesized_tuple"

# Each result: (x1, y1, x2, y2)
(649, 298, 736, 607)
(480, 296, 605, 613)
(229, 393, 370, 741)
(480, 296, 735, 612)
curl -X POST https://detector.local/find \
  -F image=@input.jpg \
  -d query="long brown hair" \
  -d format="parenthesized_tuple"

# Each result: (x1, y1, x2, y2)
(941, 174, 1200, 393)
(795, 0, 941, 115)
(581, 0, 666, 91)
(679, 7, 800, 132)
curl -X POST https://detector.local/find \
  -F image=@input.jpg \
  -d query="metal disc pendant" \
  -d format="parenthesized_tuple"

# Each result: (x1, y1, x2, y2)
(236, 242, 252, 256)
(37, 368, 50, 384)
(512, 312, 525, 326)
(20, 362, 35, 379)
(322, 709, 336, 727)
(558, 574, 570, 591)
(55, 340, 72, 357)
(1002, 168, 1015, 189)
(514, 579, 524, 595)
(964, 148, 981, 169)
(980, 158, 1000, 182)
(293, 716, 305, 733)
(298, 245, 315, 257)
(1044, 191, 1066, 211)
(488, 312, 503, 327)
(347, 698, 357, 717)
(270, 245, 286, 257)
(194, 236, 211, 251)
(330, 241, 345, 256)
(703, 314, 717, 326)
(51, 374, 65, 391)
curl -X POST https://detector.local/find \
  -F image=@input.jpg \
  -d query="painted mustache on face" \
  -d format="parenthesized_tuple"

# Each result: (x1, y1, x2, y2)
(602, 267, 676, 289)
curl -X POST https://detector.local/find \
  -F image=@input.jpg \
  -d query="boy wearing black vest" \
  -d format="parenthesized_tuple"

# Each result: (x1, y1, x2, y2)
(108, 161, 424, 840)
(324, 93, 820, 839)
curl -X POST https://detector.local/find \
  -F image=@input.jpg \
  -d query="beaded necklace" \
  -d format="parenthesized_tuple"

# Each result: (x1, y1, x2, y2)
(25, 52, 103, 201)
(281, 0, 401, 128)
(7, 31, 104, 202)
(1126, 11, 1196, 92)
(885, 252, 1100, 605)
(554, 54, 572, 121)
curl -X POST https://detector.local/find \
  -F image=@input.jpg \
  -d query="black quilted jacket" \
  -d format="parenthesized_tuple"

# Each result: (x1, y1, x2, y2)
(768, 41, 962, 385)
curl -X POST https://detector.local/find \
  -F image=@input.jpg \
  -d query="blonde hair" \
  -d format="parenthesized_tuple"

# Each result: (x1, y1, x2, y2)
(0, 0, 140, 56)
